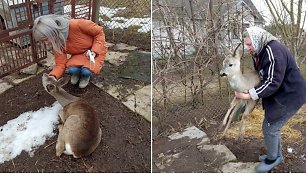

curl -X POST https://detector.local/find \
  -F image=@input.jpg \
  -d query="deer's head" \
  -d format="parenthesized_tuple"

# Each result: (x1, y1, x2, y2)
(42, 73, 69, 95)
(220, 43, 243, 78)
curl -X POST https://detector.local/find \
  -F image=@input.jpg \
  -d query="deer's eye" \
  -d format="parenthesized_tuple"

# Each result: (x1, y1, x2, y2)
(229, 64, 233, 67)
(46, 84, 56, 92)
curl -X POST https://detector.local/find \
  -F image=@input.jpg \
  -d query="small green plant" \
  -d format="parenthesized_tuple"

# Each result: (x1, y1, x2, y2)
(114, 8, 147, 18)
(300, 62, 306, 78)
(104, 28, 150, 50)
(127, 25, 141, 31)
(99, 14, 111, 21)
(114, 19, 125, 23)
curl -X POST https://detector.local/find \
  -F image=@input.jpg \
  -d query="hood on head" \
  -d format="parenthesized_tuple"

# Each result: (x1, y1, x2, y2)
(246, 26, 277, 54)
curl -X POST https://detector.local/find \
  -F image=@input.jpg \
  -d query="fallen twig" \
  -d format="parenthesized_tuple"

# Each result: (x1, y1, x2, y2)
(44, 141, 56, 149)
(11, 160, 16, 170)
(82, 158, 88, 168)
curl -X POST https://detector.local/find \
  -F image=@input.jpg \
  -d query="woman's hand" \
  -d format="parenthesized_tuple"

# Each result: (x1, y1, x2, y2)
(48, 74, 57, 81)
(234, 91, 251, 100)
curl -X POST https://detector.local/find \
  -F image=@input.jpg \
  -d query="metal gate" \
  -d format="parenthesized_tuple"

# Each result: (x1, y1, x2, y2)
(0, 0, 98, 78)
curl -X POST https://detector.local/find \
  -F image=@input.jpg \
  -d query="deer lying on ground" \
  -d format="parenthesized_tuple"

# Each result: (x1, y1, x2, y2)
(42, 73, 102, 158)
(219, 44, 260, 140)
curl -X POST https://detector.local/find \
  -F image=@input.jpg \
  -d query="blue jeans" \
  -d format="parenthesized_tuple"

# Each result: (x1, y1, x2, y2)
(262, 110, 296, 160)
(68, 66, 92, 78)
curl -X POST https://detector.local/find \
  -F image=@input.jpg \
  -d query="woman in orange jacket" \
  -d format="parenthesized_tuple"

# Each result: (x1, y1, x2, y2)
(32, 14, 107, 88)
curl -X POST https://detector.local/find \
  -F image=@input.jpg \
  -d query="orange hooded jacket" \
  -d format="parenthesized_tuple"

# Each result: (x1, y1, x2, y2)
(49, 19, 107, 79)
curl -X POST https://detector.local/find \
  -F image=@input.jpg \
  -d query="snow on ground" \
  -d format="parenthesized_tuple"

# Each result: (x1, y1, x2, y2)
(0, 102, 61, 164)
(99, 6, 127, 18)
(104, 17, 151, 32)
(64, 5, 150, 33)
(98, 6, 150, 33)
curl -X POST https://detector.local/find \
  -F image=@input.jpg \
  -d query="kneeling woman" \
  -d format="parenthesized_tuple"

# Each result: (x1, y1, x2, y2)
(32, 14, 107, 88)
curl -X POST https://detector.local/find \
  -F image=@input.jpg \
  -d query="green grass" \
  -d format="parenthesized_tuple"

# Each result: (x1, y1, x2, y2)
(115, 9, 148, 18)
(76, 0, 90, 4)
(104, 28, 151, 51)
(101, 0, 149, 8)
(300, 62, 306, 78)
(100, 0, 150, 18)
(126, 25, 142, 31)
(99, 14, 111, 21)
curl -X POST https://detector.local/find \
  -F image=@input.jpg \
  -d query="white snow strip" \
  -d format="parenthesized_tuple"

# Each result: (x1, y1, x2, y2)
(0, 102, 61, 164)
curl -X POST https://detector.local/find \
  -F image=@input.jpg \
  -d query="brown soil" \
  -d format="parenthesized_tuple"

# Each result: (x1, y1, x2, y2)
(153, 99, 306, 173)
(0, 72, 151, 173)
(152, 137, 224, 173)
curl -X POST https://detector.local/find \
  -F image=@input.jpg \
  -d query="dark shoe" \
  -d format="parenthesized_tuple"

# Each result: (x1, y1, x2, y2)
(259, 154, 283, 162)
(255, 156, 283, 173)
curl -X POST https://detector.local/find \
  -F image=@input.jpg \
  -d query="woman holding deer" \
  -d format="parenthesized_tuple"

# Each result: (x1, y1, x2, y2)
(235, 26, 306, 172)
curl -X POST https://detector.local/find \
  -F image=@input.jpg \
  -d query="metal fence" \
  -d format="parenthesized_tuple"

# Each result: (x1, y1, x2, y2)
(152, 0, 237, 123)
(98, 0, 151, 50)
(99, 0, 150, 32)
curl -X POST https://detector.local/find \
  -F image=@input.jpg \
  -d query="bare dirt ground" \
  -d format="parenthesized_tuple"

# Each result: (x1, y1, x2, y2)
(0, 72, 151, 172)
(153, 99, 306, 173)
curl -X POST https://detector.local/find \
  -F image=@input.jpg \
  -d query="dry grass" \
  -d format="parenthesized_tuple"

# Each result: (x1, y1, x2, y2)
(224, 104, 306, 142)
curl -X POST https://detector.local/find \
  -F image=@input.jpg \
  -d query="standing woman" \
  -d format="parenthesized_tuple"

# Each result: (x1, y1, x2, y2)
(235, 26, 306, 172)
(32, 14, 107, 88)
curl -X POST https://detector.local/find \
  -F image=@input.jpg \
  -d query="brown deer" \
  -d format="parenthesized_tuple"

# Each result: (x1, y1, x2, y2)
(220, 44, 260, 139)
(42, 73, 102, 158)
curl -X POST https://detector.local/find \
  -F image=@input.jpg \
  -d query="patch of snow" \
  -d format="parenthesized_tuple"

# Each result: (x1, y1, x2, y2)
(64, 5, 150, 33)
(287, 146, 294, 153)
(0, 102, 61, 164)
(168, 126, 207, 140)
(99, 6, 126, 18)
(301, 154, 306, 161)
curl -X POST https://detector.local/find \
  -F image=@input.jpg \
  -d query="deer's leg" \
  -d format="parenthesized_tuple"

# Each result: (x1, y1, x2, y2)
(222, 97, 238, 126)
(238, 100, 257, 140)
(237, 115, 246, 141)
(222, 100, 242, 136)
(58, 109, 65, 123)
(56, 124, 65, 157)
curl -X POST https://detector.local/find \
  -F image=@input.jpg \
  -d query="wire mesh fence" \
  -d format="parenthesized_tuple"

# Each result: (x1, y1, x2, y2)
(99, 0, 150, 32)
(151, 0, 248, 122)
(63, 0, 92, 19)
(98, 0, 151, 50)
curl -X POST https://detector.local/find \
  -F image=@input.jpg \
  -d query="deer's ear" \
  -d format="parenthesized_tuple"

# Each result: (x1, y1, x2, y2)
(232, 43, 242, 59)
(235, 50, 243, 59)
(43, 73, 49, 78)
(57, 77, 69, 87)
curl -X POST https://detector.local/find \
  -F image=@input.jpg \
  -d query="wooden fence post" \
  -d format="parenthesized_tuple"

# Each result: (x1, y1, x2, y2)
(92, 0, 100, 23)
